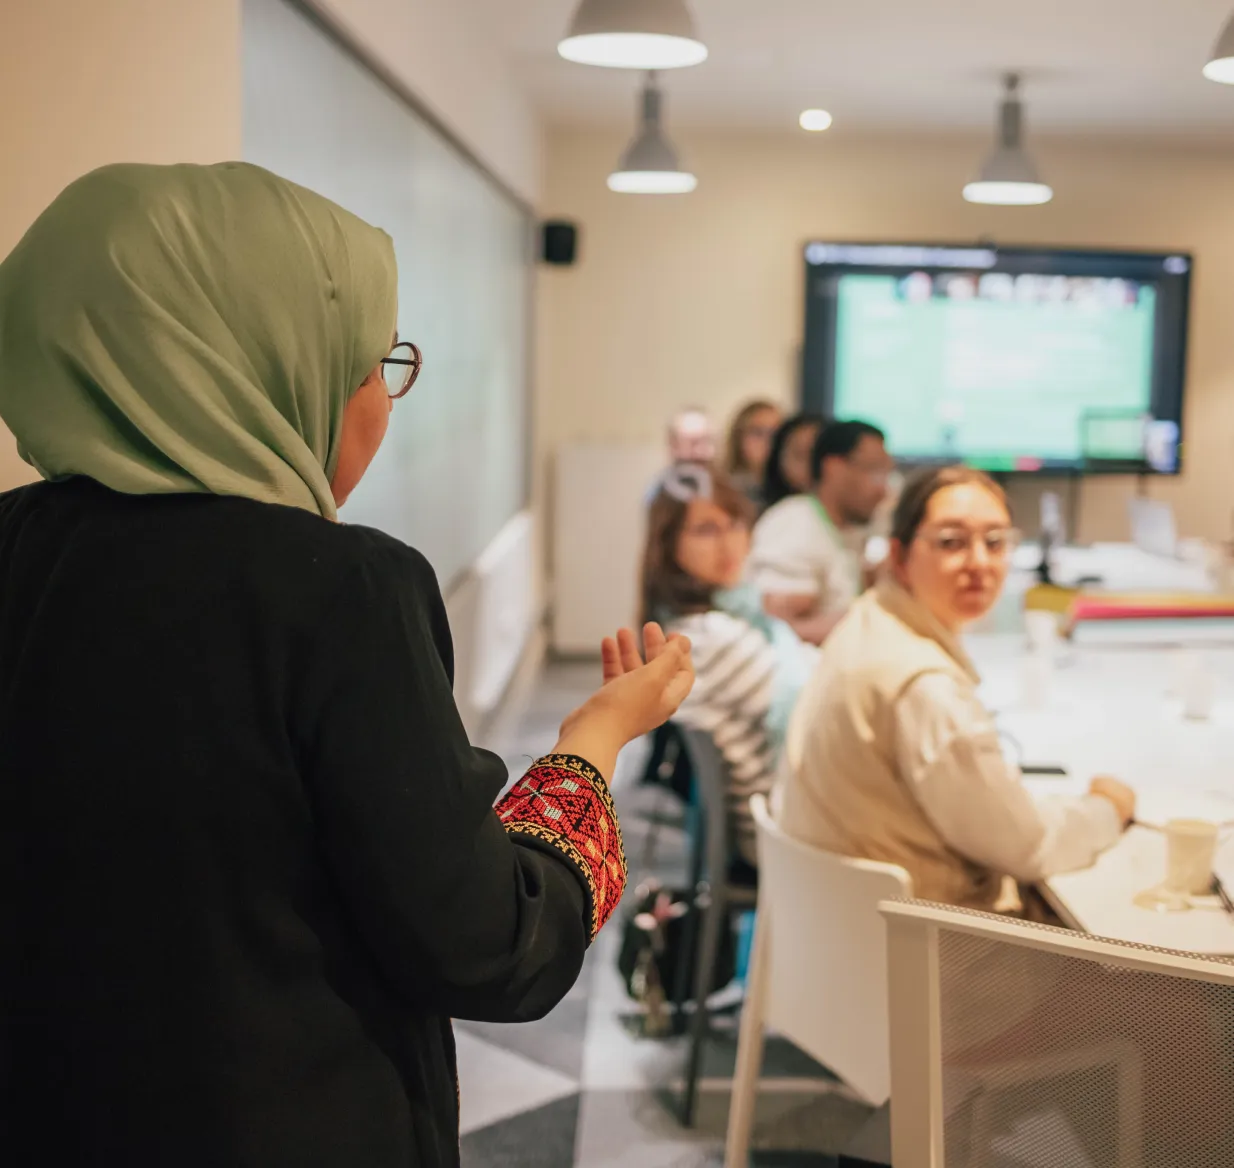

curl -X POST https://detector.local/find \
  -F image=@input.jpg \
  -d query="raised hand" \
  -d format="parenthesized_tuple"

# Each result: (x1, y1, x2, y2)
(596, 623, 693, 734)
(557, 623, 694, 781)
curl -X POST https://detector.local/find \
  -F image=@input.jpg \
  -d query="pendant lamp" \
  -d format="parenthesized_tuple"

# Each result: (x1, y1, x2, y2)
(608, 73, 697, 194)
(559, 0, 707, 70)
(1204, 11, 1234, 83)
(963, 74, 1053, 206)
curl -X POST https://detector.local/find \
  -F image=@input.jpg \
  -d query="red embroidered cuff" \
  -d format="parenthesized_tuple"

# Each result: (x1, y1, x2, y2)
(497, 754, 627, 942)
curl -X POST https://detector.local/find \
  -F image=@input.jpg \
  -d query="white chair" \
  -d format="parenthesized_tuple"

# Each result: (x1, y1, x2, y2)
(723, 794, 912, 1168)
(882, 900, 1234, 1168)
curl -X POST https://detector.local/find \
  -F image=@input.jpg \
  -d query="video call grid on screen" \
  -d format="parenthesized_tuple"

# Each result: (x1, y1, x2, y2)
(800, 243, 1192, 475)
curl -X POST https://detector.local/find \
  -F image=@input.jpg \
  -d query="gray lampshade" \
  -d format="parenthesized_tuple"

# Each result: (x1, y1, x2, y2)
(559, 0, 707, 70)
(963, 74, 1053, 206)
(1204, 12, 1234, 83)
(608, 74, 697, 193)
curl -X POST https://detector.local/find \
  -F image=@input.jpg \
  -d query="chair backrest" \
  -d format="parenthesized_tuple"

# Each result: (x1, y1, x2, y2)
(882, 900, 1234, 1168)
(677, 726, 736, 890)
(750, 793, 911, 1105)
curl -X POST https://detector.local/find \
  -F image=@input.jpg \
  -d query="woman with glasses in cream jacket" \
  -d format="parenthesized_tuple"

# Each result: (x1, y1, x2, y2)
(777, 465, 1135, 914)
(776, 467, 1234, 1165)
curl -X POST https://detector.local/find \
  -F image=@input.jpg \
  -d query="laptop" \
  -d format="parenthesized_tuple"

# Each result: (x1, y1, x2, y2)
(1128, 497, 1178, 559)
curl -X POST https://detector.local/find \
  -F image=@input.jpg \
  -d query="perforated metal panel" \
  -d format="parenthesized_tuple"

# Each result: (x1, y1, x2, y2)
(937, 928, 1234, 1167)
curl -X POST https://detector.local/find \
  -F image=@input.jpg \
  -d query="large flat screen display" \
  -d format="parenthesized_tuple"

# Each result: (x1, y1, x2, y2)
(801, 243, 1192, 474)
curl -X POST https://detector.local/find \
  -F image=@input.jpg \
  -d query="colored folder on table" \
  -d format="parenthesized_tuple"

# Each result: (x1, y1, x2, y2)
(1067, 593, 1234, 626)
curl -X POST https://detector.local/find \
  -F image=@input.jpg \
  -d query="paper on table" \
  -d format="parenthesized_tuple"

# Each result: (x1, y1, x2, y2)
(1133, 789, 1234, 829)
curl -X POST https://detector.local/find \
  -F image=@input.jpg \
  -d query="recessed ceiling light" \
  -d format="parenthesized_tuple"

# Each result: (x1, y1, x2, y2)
(799, 109, 834, 133)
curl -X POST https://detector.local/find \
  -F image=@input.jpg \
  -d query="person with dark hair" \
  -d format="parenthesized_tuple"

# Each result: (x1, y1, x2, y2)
(777, 465, 1134, 913)
(642, 465, 815, 871)
(761, 412, 824, 511)
(724, 400, 783, 509)
(749, 419, 893, 644)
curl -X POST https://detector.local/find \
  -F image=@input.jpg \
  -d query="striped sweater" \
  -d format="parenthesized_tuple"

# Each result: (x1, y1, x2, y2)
(668, 609, 813, 865)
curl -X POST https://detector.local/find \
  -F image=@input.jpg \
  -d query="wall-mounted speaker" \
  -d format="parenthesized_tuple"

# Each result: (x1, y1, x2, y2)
(541, 220, 578, 266)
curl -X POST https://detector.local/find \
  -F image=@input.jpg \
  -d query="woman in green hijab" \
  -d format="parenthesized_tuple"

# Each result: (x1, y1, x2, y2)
(0, 162, 693, 1167)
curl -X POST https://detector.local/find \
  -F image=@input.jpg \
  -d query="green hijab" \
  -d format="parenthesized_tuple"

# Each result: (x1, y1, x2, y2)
(0, 162, 397, 519)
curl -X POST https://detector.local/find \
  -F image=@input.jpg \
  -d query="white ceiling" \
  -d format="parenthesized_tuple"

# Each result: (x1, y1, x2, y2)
(475, 0, 1234, 136)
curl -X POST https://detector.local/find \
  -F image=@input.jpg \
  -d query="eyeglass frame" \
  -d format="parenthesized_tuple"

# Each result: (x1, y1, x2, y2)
(845, 455, 895, 484)
(380, 341, 423, 400)
(914, 525, 1022, 561)
(679, 517, 751, 542)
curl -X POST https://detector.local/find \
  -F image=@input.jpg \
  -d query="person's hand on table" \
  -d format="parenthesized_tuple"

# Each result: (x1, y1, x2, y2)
(762, 593, 840, 646)
(762, 592, 818, 623)
(554, 622, 694, 780)
(1089, 776, 1136, 828)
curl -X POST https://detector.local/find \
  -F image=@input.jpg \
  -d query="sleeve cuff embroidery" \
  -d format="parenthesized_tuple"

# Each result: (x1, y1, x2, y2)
(497, 754, 627, 942)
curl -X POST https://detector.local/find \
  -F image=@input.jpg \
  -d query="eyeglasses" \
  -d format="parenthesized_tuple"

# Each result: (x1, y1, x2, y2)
(847, 459, 894, 484)
(681, 519, 749, 541)
(381, 341, 423, 400)
(917, 527, 1021, 560)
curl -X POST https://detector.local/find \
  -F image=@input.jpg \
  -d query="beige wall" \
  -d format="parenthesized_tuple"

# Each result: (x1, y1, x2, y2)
(0, 0, 243, 490)
(0, 1, 243, 260)
(539, 128, 1234, 542)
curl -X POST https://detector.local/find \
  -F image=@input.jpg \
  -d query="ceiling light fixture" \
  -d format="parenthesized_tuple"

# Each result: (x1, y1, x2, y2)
(1204, 12, 1234, 83)
(608, 72, 697, 194)
(799, 109, 834, 132)
(963, 74, 1053, 206)
(559, 0, 707, 70)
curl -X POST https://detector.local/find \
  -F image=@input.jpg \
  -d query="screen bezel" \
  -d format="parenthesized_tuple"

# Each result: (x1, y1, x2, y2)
(799, 241, 1193, 476)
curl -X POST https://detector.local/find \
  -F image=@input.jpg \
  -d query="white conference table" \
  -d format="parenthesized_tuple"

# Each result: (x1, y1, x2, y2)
(966, 625, 1234, 955)
(1014, 540, 1215, 595)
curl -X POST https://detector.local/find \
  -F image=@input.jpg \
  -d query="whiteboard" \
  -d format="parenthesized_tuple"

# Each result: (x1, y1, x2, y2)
(242, 0, 531, 590)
